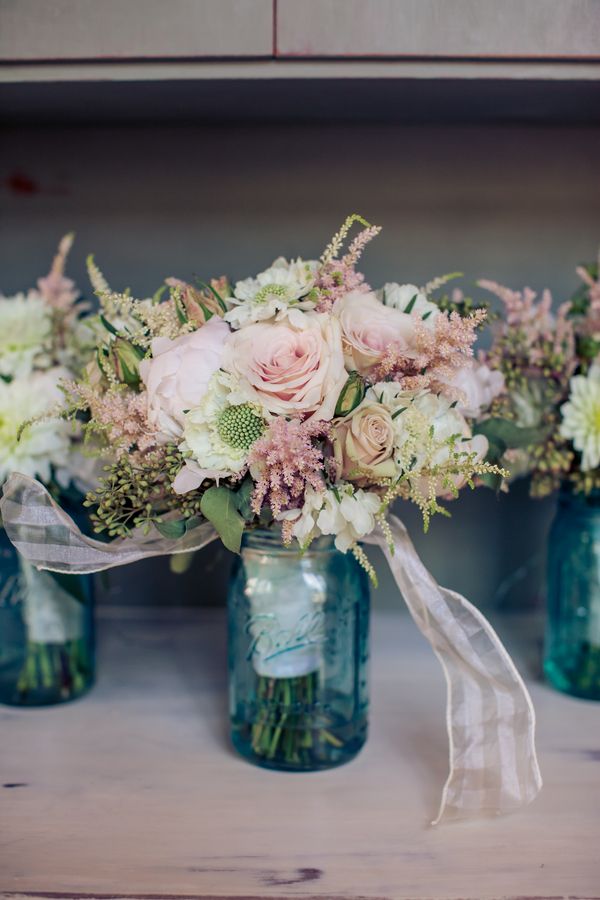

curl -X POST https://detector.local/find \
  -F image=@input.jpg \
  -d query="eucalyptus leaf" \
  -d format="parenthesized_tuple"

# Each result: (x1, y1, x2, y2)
(200, 486, 245, 554)
(235, 476, 255, 521)
(154, 518, 187, 540)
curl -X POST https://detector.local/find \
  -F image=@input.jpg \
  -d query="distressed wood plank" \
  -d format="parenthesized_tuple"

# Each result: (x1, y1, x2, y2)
(1, 608, 599, 898)
(0, 0, 273, 61)
(277, 0, 600, 59)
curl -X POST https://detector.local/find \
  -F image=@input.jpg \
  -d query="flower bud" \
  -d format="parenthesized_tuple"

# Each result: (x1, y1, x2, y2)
(334, 371, 365, 417)
(111, 338, 145, 388)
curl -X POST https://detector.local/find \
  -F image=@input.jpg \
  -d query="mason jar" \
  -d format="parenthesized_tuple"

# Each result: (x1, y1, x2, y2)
(227, 529, 370, 770)
(545, 485, 600, 700)
(0, 527, 95, 706)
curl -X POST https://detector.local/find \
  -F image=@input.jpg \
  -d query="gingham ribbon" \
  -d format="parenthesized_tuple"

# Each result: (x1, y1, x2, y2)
(0, 473, 541, 823)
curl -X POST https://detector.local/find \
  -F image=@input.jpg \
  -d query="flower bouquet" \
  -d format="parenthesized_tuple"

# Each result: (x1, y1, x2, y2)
(1, 217, 542, 821)
(0, 235, 95, 705)
(477, 255, 600, 698)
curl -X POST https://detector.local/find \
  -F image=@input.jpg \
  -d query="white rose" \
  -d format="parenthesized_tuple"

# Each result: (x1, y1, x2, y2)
(139, 317, 231, 442)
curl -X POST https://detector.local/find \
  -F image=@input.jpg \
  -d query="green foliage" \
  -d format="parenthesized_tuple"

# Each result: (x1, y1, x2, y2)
(200, 486, 245, 554)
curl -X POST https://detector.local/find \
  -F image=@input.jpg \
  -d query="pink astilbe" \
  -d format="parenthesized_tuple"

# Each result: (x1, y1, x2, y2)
(575, 256, 600, 337)
(66, 382, 158, 461)
(248, 418, 330, 518)
(37, 233, 80, 313)
(314, 217, 381, 313)
(370, 309, 486, 393)
(480, 280, 576, 377)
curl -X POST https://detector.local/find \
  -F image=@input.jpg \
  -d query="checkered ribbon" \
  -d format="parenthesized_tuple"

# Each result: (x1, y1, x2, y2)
(0, 473, 541, 823)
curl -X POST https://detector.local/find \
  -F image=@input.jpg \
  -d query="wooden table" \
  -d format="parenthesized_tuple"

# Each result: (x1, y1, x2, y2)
(1, 607, 599, 900)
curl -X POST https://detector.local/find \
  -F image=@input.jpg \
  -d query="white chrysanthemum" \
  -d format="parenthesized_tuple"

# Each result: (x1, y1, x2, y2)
(280, 484, 381, 553)
(0, 369, 71, 484)
(377, 282, 439, 326)
(173, 372, 265, 493)
(225, 257, 318, 328)
(560, 363, 600, 471)
(0, 292, 53, 377)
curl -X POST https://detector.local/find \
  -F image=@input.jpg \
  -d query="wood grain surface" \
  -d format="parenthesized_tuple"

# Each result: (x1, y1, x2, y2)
(1, 607, 599, 899)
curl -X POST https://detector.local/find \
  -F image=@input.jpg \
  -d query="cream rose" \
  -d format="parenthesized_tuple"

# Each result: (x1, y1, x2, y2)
(335, 291, 419, 376)
(333, 402, 397, 483)
(221, 313, 347, 420)
(139, 317, 230, 442)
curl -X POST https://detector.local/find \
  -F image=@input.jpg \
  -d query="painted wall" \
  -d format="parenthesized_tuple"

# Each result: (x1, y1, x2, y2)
(1, 121, 598, 609)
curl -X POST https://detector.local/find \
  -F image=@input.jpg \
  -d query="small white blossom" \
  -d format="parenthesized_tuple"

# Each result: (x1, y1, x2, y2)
(278, 484, 380, 552)
(317, 486, 381, 552)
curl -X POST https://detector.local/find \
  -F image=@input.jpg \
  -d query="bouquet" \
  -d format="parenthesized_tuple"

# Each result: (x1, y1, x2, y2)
(61, 215, 504, 566)
(477, 252, 600, 495)
(0, 235, 94, 701)
(1, 217, 542, 821)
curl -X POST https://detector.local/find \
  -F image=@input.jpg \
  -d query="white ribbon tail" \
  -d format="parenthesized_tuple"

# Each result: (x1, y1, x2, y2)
(365, 514, 542, 823)
(0, 473, 217, 573)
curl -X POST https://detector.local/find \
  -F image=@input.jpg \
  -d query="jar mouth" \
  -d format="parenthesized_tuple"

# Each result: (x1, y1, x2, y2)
(242, 526, 336, 554)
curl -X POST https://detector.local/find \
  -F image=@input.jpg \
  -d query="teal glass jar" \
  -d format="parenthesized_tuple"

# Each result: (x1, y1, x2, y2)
(545, 485, 600, 700)
(0, 527, 95, 706)
(227, 529, 370, 771)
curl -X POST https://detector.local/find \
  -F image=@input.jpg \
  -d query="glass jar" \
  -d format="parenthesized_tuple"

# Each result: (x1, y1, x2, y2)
(545, 485, 600, 700)
(0, 527, 95, 706)
(227, 529, 370, 771)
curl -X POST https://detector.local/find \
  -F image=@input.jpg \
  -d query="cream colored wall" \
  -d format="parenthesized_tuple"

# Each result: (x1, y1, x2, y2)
(1, 121, 598, 608)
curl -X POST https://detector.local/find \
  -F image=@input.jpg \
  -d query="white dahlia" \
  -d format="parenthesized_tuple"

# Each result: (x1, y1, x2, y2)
(0, 369, 71, 484)
(560, 363, 600, 471)
(0, 293, 53, 377)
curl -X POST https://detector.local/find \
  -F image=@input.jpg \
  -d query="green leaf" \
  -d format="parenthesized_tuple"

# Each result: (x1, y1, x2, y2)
(174, 299, 188, 325)
(479, 471, 504, 492)
(198, 300, 214, 322)
(155, 518, 187, 540)
(404, 293, 418, 314)
(152, 284, 168, 305)
(473, 417, 546, 452)
(197, 280, 228, 314)
(234, 476, 255, 521)
(99, 314, 119, 336)
(200, 486, 245, 554)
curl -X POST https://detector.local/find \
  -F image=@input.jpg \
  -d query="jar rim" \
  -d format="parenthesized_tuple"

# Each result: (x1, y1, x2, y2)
(242, 526, 336, 554)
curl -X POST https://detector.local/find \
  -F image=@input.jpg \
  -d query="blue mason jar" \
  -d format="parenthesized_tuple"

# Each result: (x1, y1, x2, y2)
(228, 529, 370, 771)
(545, 485, 600, 700)
(0, 527, 95, 706)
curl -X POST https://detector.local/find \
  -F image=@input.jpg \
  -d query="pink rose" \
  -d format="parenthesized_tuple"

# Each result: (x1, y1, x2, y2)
(139, 317, 230, 442)
(222, 313, 347, 420)
(335, 291, 419, 376)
